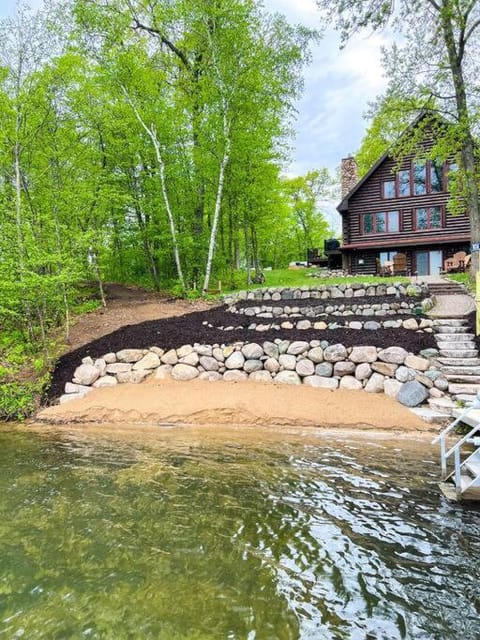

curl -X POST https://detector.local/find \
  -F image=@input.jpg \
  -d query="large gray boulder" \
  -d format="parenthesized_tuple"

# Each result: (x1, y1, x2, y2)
(73, 363, 100, 386)
(364, 373, 385, 393)
(378, 347, 408, 364)
(225, 351, 245, 370)
(339, 376, 362, 390)
(349, 346, 377, 363)
(397, 380, 430, 407)
(287, 341, 310, 355)
(171, 364, 199, 381)
(303, 375, 338, 389)
(324, 344, 348, 362)
(274, 370, 302, 385)
(242, 343, 264, 360)
(116, 349, 145, 363)
(296, 359, 315, 377)
(133, 352, 161, 370)
(279, 354, 297, 371)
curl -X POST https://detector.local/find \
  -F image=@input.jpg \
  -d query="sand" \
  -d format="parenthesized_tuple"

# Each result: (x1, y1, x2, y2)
(36, 378, 431, 432)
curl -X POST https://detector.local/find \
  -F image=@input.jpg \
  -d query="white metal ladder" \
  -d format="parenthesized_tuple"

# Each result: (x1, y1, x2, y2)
(432, 395, 480, 501)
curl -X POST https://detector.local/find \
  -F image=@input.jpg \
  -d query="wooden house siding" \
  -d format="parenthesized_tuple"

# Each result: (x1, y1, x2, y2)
(338, 124, 470, 274)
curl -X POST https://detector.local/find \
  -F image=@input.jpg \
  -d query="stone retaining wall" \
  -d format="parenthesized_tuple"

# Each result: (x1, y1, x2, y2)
(230, 300, 422, 319)
(205, 317, 434, 333)
(62, 339, 446, 410)
(223, 283, 428, 306)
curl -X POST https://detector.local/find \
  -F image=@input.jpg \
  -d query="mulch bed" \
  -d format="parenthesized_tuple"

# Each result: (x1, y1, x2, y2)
(234, 294, 420, 309)
(47, 305, 436, 402)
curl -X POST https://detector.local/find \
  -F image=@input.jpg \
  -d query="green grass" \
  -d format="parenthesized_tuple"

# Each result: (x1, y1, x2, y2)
(446, 272, 475, 292)
(221, 269, 410, 293)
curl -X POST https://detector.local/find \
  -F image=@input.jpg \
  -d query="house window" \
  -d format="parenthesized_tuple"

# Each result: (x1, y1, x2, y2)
(430, 160, 443, 192)
(415, 206, 442, 230)
(379, 251, 397, 264)
(383, 180, 396, 199)
(363, 211, 400, 234)
(413, 162, 427, 195)
(398, 170, 411, 197)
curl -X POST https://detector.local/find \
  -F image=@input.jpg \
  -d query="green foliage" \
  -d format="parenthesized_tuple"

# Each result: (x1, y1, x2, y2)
(0, 377, 48, 421)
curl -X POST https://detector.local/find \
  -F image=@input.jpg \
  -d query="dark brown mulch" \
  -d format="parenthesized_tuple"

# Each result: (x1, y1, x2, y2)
(47, 305, 436, 402)
(235, 294, 421, 309)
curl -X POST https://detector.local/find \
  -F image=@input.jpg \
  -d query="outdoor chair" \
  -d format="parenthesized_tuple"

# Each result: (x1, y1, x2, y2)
(392, 252, 408, 276)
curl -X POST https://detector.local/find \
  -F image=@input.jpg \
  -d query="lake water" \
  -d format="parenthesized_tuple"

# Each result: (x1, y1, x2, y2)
(0, 424, 479, 639)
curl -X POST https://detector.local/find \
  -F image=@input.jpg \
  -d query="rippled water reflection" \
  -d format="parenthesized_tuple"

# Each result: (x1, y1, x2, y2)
(0, 425, 479, 639)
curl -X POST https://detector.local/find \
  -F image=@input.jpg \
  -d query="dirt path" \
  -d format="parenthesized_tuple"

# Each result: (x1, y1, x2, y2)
(65, 284, 214, 352)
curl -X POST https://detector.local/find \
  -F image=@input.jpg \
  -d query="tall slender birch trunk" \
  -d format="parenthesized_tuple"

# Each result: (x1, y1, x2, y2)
(202, 107, 231, 295)
(123, 88, 186, 293)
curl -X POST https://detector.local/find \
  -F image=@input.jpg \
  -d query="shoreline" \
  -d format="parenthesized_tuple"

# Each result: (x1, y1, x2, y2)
(36, 378, 435, 433)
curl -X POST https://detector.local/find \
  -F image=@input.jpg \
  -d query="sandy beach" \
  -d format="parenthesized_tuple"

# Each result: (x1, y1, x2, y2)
(37, 378, 431, 432)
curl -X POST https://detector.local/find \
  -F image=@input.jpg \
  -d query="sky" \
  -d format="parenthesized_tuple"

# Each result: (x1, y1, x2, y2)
(0, 0, 389, 230)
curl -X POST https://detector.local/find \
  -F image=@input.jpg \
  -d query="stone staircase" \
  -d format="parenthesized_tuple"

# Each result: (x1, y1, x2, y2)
(427, 280, 468, 296)
(433, 318, 480, 403)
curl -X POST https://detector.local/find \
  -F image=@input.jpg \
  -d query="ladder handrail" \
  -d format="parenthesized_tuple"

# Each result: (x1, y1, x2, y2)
(431, 398, 480, 445)
(445, 424, 480, 460)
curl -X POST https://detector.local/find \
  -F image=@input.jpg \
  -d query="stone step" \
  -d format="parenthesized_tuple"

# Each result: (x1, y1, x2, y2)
(439, 350, 479, 359)
(436, 357, 480, 366)
(448, 382, 480, 395)
(410, 407, 451, 424)
(435, 326, 470, 334)
(435, 333, 475, 342)
(436, 342, 476, 351)
(445, 375, 480, 384)
(428, 397, 457, 416)
(433, 319, 468, 327)
(441, 365, 480, 376)
(452, 394, 478, 404)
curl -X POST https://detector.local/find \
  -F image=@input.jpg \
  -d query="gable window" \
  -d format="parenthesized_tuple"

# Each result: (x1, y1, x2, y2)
(415, 206, 442, 230)
(363, 210, 400, 234)
(398, 170, 411, 197)
(383, 180, 396, 199)
(413, 162, 427, 195)
(430, 160, 443, 192)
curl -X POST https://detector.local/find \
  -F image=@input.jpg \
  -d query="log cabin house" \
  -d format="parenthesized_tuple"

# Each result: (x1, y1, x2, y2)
(337, 117, 470, 276)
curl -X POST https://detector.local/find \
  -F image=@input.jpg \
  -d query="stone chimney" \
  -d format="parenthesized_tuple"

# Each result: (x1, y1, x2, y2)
(341, 156, 359, 199)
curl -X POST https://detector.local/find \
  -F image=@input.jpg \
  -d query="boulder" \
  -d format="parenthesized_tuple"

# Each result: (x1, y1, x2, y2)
(199, 356, 220, 372)
(92, 376, 118, 388)
(103, 353, 116, 364)
(171, 364, 199, 381)
(397, 380, 430, 407)
(223, 370, 248, 382)
(287, 341, 310, 355)
(263, 341, 279, 359)
(149, 346, 164, 357)
(348, 321, 363, 330)
(117, 370, 150, 384)
(105, 362, 132, 375)
(296, 359, 315, 377)
(212, 347, 225, 362)
(279, 354, 297, 371)
(116, 349, 144, 363)
(378, 347, 408, 364)
(244, 359, 263, 373)
(404, 355, 430, 372)
(133, 352, 161, 370)
(249, 371, 272, 382)
(384, 378, 402, 398)
(315, 362, 333, 377)
(334, 361, 356, 377)
(308, 347, 324, 363)
(94, 359, 107, 376)
(241, 343, 264, 360)
(195, 345, 213, 357)
(434, 377, 449, 391)
(225, 351, 245, 370)
(313, 321, 328, 330)
(402, 318, 418, 330)
(82, 356, 94, 366)
(59, 392, 90, 404)
(154, 364, 173, 379)
(180, 352, 200, 367)
(324, 344, 348, 363)
(355, 363, 372, 380)
(339, 376, 362, 390)
(296, 320, 312, 330)
(177, 344, 194, 358)
(199, 371, 222, 381)
(415, 374, 433, 388)
(65, 382, 91, 394)
(364, 321, 382, 330)
(274, 370, 302, 385)
(303, 375, 338, 389)
(364, 373, 385, 393)
(161, 349, 179, 366)
(395, 366, 416, 383)
(349, 346, 377, 363)
(73, 364, 100, 386)
(264, 357, 280, 373)
(371, 362, 398, 377)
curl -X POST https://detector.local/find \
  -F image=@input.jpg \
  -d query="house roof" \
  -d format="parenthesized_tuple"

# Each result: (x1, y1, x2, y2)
(337, 110, 442, 214)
